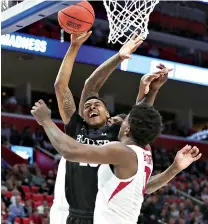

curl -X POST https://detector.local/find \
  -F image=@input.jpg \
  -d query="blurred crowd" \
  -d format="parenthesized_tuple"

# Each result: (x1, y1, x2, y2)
(2, 143, 208, 224)
(1, 123, 56, 155)
(1, 161, 56, 224)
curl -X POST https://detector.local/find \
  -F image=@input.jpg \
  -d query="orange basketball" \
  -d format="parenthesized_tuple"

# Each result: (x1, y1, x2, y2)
(58, 1, 95, 34)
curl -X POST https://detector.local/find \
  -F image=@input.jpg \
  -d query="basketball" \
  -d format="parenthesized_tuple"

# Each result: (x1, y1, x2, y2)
(58, 1, 95, 34)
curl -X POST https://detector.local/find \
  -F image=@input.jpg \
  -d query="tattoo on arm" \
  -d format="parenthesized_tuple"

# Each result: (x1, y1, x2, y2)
(56, 88, 76, 125)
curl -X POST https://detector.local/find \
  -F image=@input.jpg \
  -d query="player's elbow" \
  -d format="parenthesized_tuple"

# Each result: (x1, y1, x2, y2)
(54, 81, 62, 90)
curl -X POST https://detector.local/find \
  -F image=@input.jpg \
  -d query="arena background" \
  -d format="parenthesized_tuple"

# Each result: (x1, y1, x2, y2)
(1, 1, 208, 224)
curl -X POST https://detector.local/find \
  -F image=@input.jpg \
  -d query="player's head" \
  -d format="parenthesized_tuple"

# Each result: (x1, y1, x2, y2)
(118, 103, 162, 147)
(108, 113, 127, 126)
(83, 96, 110, 128)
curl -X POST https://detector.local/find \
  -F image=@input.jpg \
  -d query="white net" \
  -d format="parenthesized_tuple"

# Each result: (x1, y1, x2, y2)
(103, 0, 160, 44)
(1, 0, 8, 12)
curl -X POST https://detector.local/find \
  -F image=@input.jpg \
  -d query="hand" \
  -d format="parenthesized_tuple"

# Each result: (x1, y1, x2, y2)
(31, 100, 51, 125)
(150, 63, 173, 91)
(71, 31, 92, 46)
(140, 64, 173, 94)
(172, 145, 202, 173)
(119, 34, 143, 60)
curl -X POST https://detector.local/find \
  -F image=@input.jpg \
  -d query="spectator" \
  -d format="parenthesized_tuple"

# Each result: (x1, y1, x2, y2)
(7, 196, 25, 224)
(1, 186, 10, 207)
(31, 167, 45, 186)
(10, 189, 20, 205)
(1, 123, 11, 141)
(10, 125, 20, 145)
(21, 126, 34, 147)
(39, 182, 49, 195)
(189, 205, 203, 223)
(1, 201, 8, 223)
(37, 201, 48, 215)
(24, 199, 32, 217)
(32, 128, 44, 143)
(30, 209, 42, 224)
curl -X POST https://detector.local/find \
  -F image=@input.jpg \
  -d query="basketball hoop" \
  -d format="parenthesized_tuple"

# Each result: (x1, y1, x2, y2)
(103, 0, 160, 44)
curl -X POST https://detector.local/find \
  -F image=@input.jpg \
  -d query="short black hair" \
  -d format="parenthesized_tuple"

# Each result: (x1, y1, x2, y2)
(128, 103, 162, 147)
(116, 113, 127, 120)
(84, 96, 109, 110)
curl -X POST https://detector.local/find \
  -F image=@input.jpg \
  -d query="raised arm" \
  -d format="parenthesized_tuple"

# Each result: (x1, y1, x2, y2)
(79, 35, 143, 117)
(31, 100, 134, 165)
(54, 32, 91, 124)
(136, 64, 173, 105)
(146, 145, 202, 194)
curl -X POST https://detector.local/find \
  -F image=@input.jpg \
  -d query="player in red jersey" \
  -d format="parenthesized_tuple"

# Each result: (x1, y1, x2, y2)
(31, 99, 201, 224)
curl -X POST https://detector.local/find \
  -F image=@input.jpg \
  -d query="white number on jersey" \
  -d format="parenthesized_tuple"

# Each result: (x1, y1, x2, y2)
(79, 162, 99, 167)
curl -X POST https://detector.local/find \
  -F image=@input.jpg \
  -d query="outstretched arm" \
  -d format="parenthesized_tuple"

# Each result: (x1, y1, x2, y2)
(146, 145, 202, 194)
(136, 64, 173, 106)
(79, 35, 143, 117)
(31, 100, 135, 165)
(54, 32, 91, 124)
(79, 53, 122, 116)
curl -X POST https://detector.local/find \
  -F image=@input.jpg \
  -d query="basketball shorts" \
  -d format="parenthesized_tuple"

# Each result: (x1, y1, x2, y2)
(50, 204, 69, 224)
(66, 208, 93, 224)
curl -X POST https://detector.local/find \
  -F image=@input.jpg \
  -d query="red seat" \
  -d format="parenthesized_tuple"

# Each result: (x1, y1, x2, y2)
(14, 217, 21, 224)
(21, 218, 30, 224)
(33, 201, 42, 208)
(45, 195, 54, 203)
(22, 185, 30, 193)
(32, 193, 44, 201)
(5, 191, 13, 198)
(25, 192, 31, 200)
(48, 202, 53, 207)
(31, 186, 40, 193)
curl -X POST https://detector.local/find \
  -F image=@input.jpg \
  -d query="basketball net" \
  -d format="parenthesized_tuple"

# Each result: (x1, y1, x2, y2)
(1, 0, 8, 12)
(103, 0, 160, 44)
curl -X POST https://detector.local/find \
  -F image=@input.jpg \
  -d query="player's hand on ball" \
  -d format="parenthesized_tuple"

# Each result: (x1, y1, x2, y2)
(71, 31, 92, 46)
(31, 100, 51, 126)
(119, 34, 143, 60)
(173, 145, 202, 172)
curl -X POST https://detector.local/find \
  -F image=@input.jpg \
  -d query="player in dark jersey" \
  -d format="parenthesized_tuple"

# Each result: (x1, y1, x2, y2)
(32, 101, 202, 224)
(52, 32, 145, 224)
(52, 31, 172, 224)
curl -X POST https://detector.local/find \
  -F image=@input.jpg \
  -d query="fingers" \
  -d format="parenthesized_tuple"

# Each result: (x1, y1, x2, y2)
(189, 146, 199, 157)
(38, 99, 45, 105)
(131, 33, 137, 40)
(180, 145, 192, 154)
(194, 153, 202, 161)
(144, 85, 150, 95)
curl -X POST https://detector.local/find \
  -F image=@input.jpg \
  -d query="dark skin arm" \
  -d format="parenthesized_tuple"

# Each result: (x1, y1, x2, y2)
(54, 32, 92, 124)
(79, 35, 143, 117)
(78, 53, 122, 116)
(31, 100, 135, 165)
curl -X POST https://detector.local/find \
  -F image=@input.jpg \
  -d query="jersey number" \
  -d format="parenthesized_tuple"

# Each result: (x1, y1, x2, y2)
(79, 162, 99, 167)
(142, 166, 151, 195)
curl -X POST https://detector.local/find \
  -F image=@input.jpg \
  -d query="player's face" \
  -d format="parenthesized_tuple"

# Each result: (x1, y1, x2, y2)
(83, 99, 110, 127)
(108, 116, 124, 126)
(118, 115, 130, 140)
